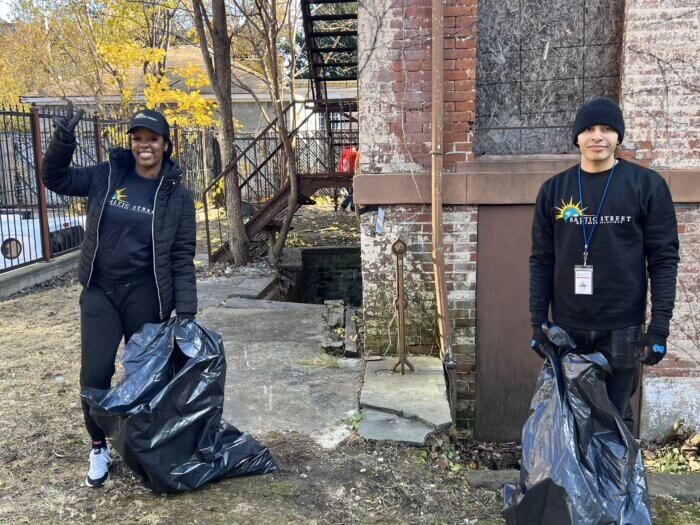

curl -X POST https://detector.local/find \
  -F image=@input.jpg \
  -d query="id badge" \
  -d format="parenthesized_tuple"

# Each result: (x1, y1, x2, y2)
(575, 265, 593, 295)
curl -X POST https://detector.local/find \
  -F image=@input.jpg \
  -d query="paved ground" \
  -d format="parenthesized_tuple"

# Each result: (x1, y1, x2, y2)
(198, 294, 360, 448)
(0, 264, 698, 523)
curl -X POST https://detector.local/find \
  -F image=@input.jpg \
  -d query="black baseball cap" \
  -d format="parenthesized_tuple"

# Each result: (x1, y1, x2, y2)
(127, 109, 170, 139)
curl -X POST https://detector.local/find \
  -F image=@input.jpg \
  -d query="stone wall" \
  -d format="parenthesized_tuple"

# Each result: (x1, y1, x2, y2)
(360, 205, 478, 430)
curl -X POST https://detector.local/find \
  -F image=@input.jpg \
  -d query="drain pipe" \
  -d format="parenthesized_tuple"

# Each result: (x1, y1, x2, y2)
(431, 0, 458, 418)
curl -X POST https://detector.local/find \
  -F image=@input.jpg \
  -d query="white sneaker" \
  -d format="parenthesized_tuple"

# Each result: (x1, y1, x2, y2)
(85, 446, 112, 488)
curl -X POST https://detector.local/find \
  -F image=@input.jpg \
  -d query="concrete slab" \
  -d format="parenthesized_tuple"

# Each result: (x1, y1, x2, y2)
(360, 356, 451, 431)
(198, 303, 359, 448)
(198, 275, 280, 311)
(223, 297, 322, 311)
(232, 275, 277, 299)
(647, 472, 700, 501)
(344, 307, 359, 357)
(358, 408, 434, 446)
(197, 276, 245, 310)
(640, 376, 700, 440)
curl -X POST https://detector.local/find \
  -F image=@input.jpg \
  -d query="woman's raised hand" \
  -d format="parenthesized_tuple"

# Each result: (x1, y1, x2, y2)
(52, 101, 85, 142)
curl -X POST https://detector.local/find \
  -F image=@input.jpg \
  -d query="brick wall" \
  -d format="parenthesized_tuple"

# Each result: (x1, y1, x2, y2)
(358, 0, 699, 437)
(360, 205, 478, 430)
(619, 2, 699, 168)
(357, 0, 477, 174)
(358, 0, 480, 431)
(619, 2, 700, 438)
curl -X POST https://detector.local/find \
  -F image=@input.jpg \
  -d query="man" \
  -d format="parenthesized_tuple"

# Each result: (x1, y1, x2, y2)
(339, 145, 358, 211)
(529, 97, 679, 432)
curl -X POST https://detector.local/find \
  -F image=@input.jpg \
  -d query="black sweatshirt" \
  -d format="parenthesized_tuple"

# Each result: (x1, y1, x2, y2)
(530, 159, 679, 336)
(94, 170, 160, 281)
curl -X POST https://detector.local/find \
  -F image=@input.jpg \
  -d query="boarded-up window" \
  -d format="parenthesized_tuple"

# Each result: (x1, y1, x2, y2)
(475, 0, 625, 156)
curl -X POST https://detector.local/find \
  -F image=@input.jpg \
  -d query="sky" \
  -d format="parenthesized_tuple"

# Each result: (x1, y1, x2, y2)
(0, 1, 11, 22)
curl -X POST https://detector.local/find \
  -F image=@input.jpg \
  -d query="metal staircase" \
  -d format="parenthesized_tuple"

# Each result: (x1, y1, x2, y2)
(202, 1, 359, 262)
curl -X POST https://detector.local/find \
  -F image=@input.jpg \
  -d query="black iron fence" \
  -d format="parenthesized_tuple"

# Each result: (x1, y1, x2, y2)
(0, 106, 218, 274)
(1, 103, 357, 273)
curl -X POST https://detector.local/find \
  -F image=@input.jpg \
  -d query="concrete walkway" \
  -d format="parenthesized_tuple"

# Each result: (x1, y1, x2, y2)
(197, 277, 360, 449)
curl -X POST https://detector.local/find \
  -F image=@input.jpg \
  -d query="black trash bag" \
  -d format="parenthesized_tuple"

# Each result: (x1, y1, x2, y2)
(503, 324, 652, 525)
(82, 317, 278, 493)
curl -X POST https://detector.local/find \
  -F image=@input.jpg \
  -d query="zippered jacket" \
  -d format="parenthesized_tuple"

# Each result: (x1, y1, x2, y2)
(41, 131, 197, 319)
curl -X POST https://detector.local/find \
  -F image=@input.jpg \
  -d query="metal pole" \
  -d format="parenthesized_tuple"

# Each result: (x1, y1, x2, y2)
(203, 189, 213, 264)
(201, 128, 209, 189)
(431, 0, 458, 419)
(391, 239, 415, 375)
(30, 105, 51, 262)
(94, 115, 104, 163)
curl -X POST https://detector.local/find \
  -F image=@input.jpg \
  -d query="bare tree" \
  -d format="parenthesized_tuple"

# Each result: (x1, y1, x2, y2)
(229, 0, 300, 260)
(191, 0, 249, 265)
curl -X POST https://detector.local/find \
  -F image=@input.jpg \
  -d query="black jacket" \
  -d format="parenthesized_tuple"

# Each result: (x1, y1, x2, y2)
(41, 132, 197, 320)
(530, 159, 678, 336)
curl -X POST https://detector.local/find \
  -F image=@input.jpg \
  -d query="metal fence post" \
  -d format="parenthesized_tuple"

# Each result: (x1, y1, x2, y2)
(30, 105, 52, 262)
(201, 127, 208, 189)
(94, 115, 104, 163)
(173, 124, 181, 159)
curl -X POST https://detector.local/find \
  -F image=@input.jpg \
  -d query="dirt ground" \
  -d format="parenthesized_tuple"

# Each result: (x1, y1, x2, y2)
(2, 281, 700, 524)
(2, 202, 698, 524)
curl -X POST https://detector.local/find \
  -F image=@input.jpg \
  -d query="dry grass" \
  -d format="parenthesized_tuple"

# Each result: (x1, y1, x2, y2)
(1, 279, 698, 524)
(0, 282, 504, 524)
(286, 195, 360, 248)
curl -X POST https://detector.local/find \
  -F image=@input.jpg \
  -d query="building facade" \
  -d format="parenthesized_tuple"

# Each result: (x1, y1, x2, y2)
(355, 0, 699, 439)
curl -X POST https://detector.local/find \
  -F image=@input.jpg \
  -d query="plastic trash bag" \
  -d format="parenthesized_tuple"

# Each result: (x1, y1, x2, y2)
(503, 324, 652, 525)
(82, 317, 277, 493)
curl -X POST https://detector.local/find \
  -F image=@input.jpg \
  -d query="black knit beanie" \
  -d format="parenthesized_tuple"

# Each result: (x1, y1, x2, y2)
(571, 97, 625, 146)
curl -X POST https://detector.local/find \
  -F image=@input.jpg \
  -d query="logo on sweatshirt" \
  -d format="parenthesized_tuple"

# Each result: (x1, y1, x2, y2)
(112, 188, 127, 203)
(555, 196, 633, 225)
(108, 187, 153, 216)
(555, 198, 587, 222)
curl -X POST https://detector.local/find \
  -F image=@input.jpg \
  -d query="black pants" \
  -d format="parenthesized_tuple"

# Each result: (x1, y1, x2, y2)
(560, 324, 642, 433)
(340, 187, 353, 209)
(80, 274, 161, 442)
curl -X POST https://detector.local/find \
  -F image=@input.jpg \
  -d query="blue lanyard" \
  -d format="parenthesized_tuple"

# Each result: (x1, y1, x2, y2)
(577, 162, 616, 266)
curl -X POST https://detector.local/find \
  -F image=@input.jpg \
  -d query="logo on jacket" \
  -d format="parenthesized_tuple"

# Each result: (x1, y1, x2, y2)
(555, 198, 587, 222)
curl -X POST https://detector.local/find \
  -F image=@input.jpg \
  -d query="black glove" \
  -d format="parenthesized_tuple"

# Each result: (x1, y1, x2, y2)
(530, 324, 552, 359)
(52, 101, 84, 143)
(177, 313, 195, 322)
(636, 329, 667, 366)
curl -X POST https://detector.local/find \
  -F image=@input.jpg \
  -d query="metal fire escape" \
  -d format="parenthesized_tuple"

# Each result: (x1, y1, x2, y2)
(300, 0, 359, 159)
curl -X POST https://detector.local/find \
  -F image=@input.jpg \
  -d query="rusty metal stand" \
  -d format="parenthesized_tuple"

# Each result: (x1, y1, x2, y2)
(391, 239, 415, 375)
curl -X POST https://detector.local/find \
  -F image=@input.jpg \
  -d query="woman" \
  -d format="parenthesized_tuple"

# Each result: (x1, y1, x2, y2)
(42, 104, 197, 487)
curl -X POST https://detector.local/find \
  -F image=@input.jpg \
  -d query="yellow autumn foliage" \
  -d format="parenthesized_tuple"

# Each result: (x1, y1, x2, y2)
(143, 73, 216, 128)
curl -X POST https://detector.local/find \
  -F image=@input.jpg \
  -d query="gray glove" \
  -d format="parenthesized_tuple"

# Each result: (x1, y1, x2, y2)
(52, 101, 84, 143)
